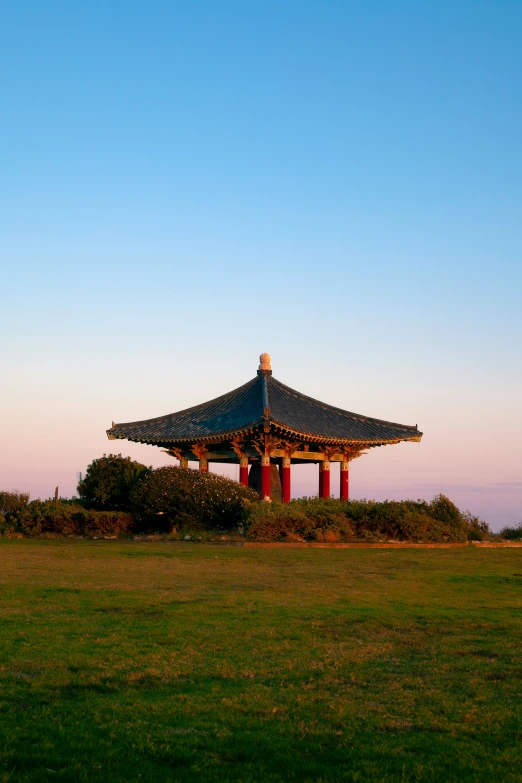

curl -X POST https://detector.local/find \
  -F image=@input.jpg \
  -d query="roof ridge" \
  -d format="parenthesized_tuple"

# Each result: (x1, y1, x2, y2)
(261, 373, 270, 418)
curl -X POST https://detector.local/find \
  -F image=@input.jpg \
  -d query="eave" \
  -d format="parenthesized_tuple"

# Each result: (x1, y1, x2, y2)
(107, 418, 422, 449)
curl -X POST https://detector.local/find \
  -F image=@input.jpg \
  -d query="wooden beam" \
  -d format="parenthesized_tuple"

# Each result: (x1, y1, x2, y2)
(270, 449, 343, 461)
(203, 450, 346, 462)
(166, 448, 365, 463)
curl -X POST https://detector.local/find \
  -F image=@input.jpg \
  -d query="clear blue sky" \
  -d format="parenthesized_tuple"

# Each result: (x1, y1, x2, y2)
(1, 1, 521, 528)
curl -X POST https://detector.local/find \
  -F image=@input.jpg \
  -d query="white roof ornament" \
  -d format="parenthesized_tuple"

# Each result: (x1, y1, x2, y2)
(258, 353, 271, 372)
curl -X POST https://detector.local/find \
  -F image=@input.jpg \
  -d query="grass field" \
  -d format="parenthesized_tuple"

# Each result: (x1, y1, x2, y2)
(1, 541, 521, 782)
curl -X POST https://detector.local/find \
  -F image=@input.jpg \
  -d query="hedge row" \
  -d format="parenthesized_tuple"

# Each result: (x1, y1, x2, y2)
(0, 456, 495, 542)
(1, 491, 491, 543)
(0, 463, 258, 537)
(0, 496, 133, 538)
(245, 496, 490, 543)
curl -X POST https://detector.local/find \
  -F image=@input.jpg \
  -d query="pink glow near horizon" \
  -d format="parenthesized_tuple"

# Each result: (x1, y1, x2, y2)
(1, 380, 520, 531)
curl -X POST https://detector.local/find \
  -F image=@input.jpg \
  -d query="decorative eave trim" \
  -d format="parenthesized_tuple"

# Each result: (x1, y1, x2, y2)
(106, 420, 265, 447)
(269, 423, 422, 447)
(106, 419, 422, 448)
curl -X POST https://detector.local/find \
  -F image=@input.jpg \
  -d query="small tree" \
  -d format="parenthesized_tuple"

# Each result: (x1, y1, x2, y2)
(428, 494, 464, 529)
(77, 454, 150, 511)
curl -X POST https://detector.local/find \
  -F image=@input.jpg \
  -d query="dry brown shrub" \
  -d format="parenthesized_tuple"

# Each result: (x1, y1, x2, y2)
(285, 532, 305, 542)
(322, 529, 340, 543)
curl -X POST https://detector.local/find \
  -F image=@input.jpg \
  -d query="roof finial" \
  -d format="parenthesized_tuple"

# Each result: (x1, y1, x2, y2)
(259, 353, 271, 371)
(258, 352, 272, 374)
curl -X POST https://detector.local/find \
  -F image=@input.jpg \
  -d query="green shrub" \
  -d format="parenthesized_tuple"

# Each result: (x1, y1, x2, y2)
(0, 512, 20, 536)
(244, 495, 485, 543)
(246, 499, 355, 542)
(499, 522, 522, 540)
(77, 454, 150, 511)
(245, 502, 315, 541)
(285, 498, 355, 540)
(389, 510, 435, 542)
(81, 509, 134, 537)
(14, 500, 81, 536)
(6, 500, 133, 538)
(462, 511, 491, 541)
(132, 466, 258, 531)
(0, 491, 30, 515)
(428, 494, 464, 530)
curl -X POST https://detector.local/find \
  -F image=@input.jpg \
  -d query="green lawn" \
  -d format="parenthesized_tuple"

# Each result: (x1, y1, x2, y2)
(1, 541, 521, 782)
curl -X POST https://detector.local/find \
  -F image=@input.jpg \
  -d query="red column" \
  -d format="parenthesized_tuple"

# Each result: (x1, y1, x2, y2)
(199, 456, 208, 473)
(340, 459, 349, 501)
(261, 455, 271, 500)
(319, 460, 330, 498)
(239, 456, 249, 487)
(281, 457, 291, 503)
(179, 456, 188, 469)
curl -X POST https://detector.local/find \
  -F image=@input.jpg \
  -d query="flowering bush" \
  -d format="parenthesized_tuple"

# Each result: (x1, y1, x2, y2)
(132, 466, 259, 530)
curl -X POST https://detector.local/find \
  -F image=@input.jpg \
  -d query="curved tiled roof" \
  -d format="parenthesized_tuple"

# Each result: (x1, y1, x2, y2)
(107, 373, 422, 446)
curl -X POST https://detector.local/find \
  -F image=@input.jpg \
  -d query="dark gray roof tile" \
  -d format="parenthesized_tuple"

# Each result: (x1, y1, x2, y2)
(107, 373, 421, 445)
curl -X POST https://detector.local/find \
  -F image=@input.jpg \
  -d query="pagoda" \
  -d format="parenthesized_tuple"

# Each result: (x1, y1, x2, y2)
(107, 354, 422, 502)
